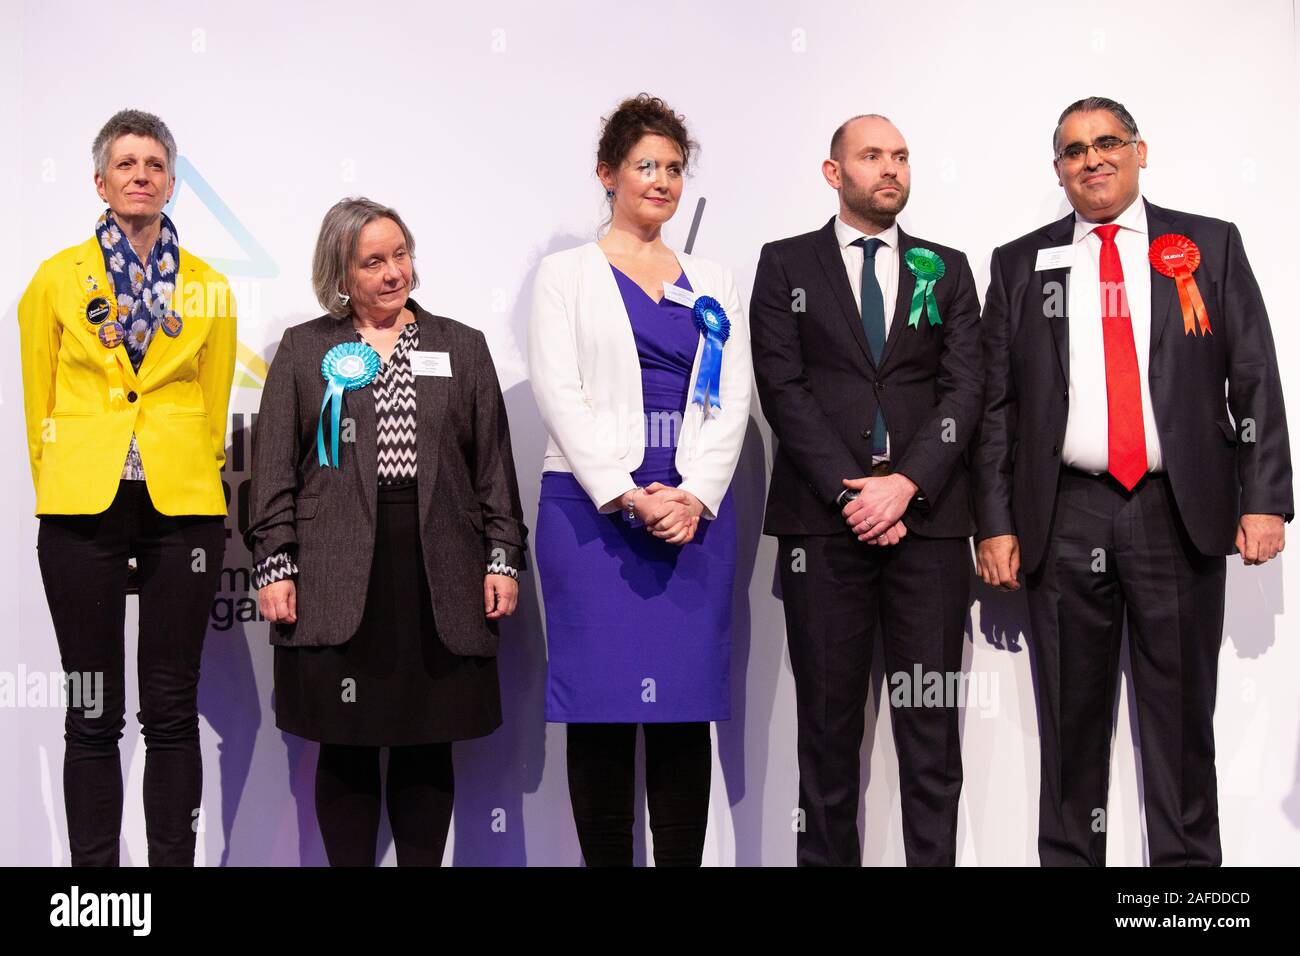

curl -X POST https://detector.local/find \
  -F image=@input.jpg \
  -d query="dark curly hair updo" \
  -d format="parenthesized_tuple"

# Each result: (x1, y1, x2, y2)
(596, 93, 699, 185)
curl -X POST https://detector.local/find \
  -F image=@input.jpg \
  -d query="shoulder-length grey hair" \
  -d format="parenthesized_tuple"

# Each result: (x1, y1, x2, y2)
(312, 197, 420, 319)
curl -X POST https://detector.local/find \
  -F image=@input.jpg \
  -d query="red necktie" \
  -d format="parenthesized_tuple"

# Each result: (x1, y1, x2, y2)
(1094, 224, 1147, 490)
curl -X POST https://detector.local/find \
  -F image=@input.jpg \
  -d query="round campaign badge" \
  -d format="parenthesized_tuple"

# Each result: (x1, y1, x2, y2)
(86, 296, 114, 326)
(334, 352, 368, 380)
(98, 321, 126, 349)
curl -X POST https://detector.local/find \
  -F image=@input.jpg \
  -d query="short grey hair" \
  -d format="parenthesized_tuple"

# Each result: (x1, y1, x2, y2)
(1053, 96, 1141, 155)
(312, 197, 420, 319)
(829, 113, 893, 161)
(92, 109, 177, 179)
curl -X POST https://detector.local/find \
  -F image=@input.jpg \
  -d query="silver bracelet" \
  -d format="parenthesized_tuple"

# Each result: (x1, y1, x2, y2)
(486, 561, 518, 580)
(624, 487, 645, 527)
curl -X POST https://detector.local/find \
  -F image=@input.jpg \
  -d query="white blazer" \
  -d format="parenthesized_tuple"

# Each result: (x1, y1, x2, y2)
(527, 241, 752, 519)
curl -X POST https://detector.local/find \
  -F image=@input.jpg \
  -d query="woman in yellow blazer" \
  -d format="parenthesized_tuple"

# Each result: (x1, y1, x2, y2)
(17, 109, 236, 867)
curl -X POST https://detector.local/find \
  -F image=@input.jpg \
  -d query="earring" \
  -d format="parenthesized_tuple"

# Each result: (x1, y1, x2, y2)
(605, 189, 614, 200)
(337, 290, 350, 305)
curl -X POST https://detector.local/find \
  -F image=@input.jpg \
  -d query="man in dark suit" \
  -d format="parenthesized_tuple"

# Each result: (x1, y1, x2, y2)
(751, 114, 983, 865)
(975, 96, 1292, 866)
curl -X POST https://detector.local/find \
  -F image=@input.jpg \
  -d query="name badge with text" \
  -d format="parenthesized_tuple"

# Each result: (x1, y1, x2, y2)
(409, 351, 452, 377)
(1034, 245, 1075, 271)
(662, 282, 699, 308)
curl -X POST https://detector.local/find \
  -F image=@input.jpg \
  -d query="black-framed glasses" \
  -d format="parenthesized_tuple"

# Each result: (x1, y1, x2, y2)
(1056, 136, 1138, 163)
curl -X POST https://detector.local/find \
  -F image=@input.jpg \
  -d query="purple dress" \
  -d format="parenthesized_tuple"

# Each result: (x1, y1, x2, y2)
(537, 266, 737, 723)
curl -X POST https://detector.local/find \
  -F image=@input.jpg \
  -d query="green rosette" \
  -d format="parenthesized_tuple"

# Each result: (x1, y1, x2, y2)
(903, 247, 946, 328)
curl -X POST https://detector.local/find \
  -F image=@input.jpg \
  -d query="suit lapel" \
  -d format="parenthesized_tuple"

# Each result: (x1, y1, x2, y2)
(1144, 199, 1178, 362)
(878, 227, 916, 371)
(1141, 200, 1181, 450)
(71, 239, 140, 391)
(813, 217, 875, 369)
(1035, 213, 1076, 385)
(412, 305, 449, 527)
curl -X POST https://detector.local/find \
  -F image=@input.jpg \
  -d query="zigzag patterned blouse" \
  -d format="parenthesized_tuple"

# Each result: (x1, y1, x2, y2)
(373, 320, 419, 484)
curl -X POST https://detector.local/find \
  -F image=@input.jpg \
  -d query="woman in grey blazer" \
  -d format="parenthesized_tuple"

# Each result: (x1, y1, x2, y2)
(246, 197, 528, 866)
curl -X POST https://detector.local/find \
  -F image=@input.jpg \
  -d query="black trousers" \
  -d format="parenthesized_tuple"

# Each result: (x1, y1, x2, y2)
(36, 480, 225, 866)
(778, 531, 970, 866)
(565, 722, 712, 866)
(315, 742, 455, 866)
(1026, 470, 1226, 866)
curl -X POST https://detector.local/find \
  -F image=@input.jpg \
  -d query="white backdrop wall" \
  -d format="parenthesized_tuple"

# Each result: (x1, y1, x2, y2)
(1, 0, 1297, 866)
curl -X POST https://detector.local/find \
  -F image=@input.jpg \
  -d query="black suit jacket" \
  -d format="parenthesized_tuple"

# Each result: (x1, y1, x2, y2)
(751, 216, 984, 537)
(245, 299, 528, 652)
(975, 199, 1294, 575)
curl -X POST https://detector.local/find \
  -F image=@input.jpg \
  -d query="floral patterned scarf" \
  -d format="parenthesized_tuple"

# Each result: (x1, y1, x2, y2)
(94, 208, 181, 371)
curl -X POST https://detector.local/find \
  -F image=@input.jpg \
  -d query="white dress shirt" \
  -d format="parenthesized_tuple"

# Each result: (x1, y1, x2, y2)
(834, 216, 899, 461)
(1061, 194, 1165, 474)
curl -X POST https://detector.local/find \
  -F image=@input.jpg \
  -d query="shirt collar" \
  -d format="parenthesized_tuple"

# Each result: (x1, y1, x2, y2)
(836, 215, 899, 251)
(1072, 193, 1147, 243)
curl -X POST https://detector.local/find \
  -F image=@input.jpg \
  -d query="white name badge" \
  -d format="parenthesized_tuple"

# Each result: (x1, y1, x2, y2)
(409, 350, 452, 377)
(661, 282, 698, 308)
(1034, 245, 1075, 271)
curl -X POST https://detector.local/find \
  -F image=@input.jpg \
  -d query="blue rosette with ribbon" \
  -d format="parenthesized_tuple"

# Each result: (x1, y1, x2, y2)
(318, 342, 381, 467)
(690, 295, 731, 410)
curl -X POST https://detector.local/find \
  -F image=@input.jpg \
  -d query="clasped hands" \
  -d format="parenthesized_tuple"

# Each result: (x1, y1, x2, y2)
(620, 482, 704, 546)
(841, 473, 918, 546)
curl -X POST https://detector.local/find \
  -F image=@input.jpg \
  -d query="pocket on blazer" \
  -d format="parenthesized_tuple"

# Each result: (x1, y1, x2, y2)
(1215, 419, 1238, 446)
(464, 507, 484, 533)
(296, 495, 320, 520)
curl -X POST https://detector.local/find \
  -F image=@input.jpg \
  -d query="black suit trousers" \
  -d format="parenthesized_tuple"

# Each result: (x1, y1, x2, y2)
(1026, 470, 1225, 866)
(778, 530, 969, 866)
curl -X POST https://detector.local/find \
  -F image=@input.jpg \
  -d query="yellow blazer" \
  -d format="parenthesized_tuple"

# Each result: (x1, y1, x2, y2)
(18, 236, 237, 516)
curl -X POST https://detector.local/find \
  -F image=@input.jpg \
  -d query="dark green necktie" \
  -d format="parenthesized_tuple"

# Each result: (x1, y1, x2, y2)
(854, 236, 887, 455)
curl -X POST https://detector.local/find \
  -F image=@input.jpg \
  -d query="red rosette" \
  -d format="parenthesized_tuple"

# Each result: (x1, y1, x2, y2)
(1149, 233, 1201, 277)
(1149, 233, 1211, 336)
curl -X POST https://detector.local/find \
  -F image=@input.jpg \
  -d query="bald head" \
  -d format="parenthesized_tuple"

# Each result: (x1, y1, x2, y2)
(830, 114, 898, 162)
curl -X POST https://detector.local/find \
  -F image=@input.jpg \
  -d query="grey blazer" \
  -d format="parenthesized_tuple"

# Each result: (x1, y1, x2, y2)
(244, 299, 528, 654)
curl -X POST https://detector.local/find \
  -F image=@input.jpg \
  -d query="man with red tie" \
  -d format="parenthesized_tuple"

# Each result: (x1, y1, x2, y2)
(975, 97, 1292, 866)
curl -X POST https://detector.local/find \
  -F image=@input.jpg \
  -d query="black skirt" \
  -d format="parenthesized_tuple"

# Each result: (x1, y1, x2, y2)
(273, 481, 502, 746)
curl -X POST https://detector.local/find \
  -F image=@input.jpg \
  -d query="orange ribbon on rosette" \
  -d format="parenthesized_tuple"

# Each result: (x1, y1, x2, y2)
(1149, 233, 1211, 336)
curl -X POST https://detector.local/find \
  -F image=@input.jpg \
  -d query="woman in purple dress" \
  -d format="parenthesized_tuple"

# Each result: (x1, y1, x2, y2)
(528, 95, 752, 866)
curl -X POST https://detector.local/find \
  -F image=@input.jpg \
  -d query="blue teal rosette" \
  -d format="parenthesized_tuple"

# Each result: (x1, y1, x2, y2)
(318, 342, 381, 467)
(690, 295, 731, 409)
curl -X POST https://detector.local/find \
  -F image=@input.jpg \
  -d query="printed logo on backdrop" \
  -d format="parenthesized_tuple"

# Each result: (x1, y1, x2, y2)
(165, 156, 278, 631)
(164, 157, 278, 278)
